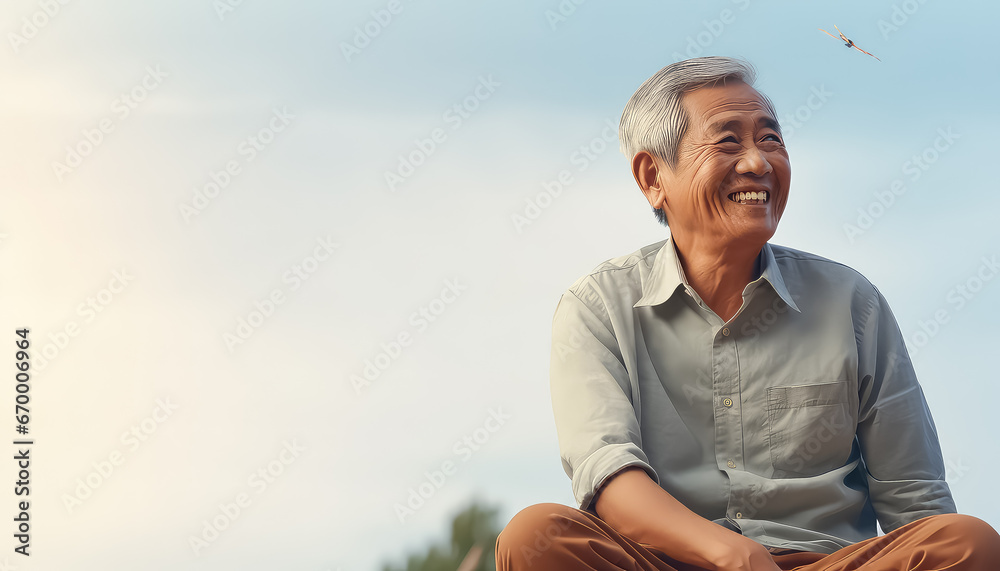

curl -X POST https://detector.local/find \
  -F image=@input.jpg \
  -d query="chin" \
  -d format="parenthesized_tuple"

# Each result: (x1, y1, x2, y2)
(731, 223, 778, 244)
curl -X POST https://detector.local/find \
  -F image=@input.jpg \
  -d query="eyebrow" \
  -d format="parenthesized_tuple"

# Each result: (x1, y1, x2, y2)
(708, 116, 782, 135)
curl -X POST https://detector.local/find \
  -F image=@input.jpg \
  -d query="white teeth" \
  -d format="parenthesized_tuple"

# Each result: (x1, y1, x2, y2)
(728, 191, 769, 204)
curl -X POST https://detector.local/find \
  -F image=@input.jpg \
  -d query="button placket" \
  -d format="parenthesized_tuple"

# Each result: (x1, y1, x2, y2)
(714, 324, 742, 473)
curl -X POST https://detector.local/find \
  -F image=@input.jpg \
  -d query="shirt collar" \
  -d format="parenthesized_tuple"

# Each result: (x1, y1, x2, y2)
(757, 241, 800, 313)
(633, 237, 686, 308)
(634, 237, 800, 312)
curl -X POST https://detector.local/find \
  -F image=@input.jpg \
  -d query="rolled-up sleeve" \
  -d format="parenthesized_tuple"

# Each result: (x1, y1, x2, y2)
(549, 286, 658, 511)
(856, 287, 957, 532)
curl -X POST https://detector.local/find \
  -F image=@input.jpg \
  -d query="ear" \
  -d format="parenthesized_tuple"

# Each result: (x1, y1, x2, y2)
(632, 150, 666, 210)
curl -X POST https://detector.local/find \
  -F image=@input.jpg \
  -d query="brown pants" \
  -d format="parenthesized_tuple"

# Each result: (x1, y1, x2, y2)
(495, 503, 1000, 570)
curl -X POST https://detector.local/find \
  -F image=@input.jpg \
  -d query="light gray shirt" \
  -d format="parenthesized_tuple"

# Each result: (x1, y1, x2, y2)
(550, 237, 956, 553)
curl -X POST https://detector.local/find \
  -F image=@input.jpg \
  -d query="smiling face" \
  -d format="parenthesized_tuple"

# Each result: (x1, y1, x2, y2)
(644, 80, 791, 251)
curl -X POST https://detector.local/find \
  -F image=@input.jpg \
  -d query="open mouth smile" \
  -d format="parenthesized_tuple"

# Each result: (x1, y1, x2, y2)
(727, 190, 769, 205)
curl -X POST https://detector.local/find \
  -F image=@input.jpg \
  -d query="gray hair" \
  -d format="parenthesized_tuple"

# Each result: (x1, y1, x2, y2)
(618, 57, 780, 226)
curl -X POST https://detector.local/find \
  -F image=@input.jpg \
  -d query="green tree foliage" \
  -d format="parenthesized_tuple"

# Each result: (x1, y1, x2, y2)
(382, 501, 501, 571)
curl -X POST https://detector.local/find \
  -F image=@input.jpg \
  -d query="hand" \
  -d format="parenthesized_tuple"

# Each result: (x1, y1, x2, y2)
(704, 536, 782, 571)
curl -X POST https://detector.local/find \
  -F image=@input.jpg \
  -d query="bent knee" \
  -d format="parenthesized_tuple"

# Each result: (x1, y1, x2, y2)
(942, 513, 1000, 539)
(496, 503, 587, 552)
(922, 513, 996, 535)
(922, 513, 1000, 554)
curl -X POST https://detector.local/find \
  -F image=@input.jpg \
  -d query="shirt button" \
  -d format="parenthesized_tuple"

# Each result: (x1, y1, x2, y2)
(727, 459, 736, 468)
(723, 397, 733, 407)
(722, 327, 730, 336)
(736, 512, 743, 519)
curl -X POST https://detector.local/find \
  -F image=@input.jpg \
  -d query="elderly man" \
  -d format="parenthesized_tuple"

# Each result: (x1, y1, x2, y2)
(495, 57, 1000, 570)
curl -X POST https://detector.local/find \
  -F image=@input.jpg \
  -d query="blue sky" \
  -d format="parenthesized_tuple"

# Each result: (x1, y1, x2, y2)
(1, 1, 998, 569)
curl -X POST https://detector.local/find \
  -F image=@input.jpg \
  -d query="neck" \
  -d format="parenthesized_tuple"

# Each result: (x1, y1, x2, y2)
(673, 235, 764, 323)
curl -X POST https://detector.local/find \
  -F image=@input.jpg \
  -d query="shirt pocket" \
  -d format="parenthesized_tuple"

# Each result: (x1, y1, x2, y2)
(766, 381, 854, 476)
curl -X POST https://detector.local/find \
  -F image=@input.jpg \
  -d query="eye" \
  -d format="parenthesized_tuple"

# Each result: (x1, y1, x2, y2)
(717, 136, 739, 145)
(762, 133, 782, 143)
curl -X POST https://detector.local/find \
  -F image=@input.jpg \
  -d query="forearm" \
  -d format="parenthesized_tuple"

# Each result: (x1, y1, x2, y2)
(594, 467, 776, 570)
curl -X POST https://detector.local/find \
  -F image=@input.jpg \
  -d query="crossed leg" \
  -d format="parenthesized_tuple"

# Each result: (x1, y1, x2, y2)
(495, 503, 1000, 570)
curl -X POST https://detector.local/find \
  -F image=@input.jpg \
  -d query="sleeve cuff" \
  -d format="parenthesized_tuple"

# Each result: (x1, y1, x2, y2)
(867, 477, 957, 532)
(572, 442, 659, 511)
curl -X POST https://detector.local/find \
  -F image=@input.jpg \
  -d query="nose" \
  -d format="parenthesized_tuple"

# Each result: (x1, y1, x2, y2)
(736, 145, 773, 176)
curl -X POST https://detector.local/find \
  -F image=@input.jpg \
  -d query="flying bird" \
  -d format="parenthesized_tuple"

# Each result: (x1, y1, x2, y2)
(819, 25, 881, 61)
